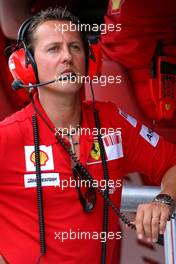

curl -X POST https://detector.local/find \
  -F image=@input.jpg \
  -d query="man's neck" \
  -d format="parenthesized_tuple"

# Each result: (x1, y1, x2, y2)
(38, 91, 81, 129)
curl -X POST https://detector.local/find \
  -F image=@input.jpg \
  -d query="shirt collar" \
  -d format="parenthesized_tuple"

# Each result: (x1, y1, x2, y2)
(24, 93, 95, 147)
(24, 93, 57, 145)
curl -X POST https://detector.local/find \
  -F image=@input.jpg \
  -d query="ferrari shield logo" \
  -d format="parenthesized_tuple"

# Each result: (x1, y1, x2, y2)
(111, 0, 123, 13)
(112, 0, 121, 10)
(90, 142, 100, 160)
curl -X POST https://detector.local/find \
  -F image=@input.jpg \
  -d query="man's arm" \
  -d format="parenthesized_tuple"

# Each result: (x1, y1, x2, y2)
(135, 165, 176, 242)
(114, 109, 176, 242)
(0, 0, 32, 39)
(0, 255, 8, 264)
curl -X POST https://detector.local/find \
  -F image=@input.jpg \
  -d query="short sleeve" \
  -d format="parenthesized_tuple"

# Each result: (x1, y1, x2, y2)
(115, 108, 176, 185)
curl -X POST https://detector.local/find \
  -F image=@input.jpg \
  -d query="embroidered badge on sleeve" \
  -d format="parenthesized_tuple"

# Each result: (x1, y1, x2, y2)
(102, 132, 123, 160)
(139, 125, 160, 147)
(118, 109, 137, 127)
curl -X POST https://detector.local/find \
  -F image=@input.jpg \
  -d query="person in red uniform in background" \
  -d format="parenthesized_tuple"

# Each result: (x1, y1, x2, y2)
(101, 0, 176, 126)
(0, 6, 176, 264)
(0, 0, 35, 119)
(100, 0, 176, 192)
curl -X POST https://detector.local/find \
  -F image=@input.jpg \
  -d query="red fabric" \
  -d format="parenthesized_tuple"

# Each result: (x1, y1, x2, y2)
(0, 29, 30, 120)
(0, 95, 176, 263)
(100, 0, 176, 123)
(101, 0, 176, 69)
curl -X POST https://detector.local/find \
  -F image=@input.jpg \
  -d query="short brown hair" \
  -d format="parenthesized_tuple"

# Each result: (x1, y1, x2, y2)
(25, 6, 87, 53)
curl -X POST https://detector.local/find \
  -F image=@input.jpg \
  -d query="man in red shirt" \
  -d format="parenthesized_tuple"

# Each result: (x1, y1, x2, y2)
(0, 6, 176, 264)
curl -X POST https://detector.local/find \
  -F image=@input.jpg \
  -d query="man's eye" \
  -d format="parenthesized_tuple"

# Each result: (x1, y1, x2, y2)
(71, 44, 80, 50)
(48, 46, 59, 52)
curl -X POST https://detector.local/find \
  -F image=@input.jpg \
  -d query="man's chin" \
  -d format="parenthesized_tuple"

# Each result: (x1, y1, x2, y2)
(46, 82, 83, 94)
(58, 81, 83, 90)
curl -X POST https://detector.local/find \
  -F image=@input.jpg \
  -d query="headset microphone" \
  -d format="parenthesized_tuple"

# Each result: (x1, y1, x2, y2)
(12, 75, 73, 90)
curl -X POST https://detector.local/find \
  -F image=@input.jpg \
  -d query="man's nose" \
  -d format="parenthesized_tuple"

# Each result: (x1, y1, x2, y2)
(60, 46, 72, 64)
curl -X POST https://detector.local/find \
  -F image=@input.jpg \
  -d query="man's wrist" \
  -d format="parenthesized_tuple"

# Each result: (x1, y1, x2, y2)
(152, 193, 175, 207)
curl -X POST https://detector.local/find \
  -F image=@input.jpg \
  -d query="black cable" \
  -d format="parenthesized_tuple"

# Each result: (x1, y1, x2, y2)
(30, 93, 136, 230)
(95, 110, 108, 264)
(55, 131, 136, 230)
(90, 80, 109, 264)
(31, 93, 46, 257)
(30, 92, 135, 263)
(29, 92, 166, 264)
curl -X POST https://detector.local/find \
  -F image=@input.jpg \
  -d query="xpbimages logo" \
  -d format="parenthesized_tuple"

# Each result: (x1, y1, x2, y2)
(54, 73, 122, 87)
(54, 229, 122, 242)
(54, 21, 122, 35)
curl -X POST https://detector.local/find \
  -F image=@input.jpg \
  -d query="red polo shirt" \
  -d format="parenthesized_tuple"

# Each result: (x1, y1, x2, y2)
(0, 95, 176, 263)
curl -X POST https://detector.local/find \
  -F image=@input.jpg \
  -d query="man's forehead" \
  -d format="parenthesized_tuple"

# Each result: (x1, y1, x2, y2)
(36, 20, 75, 31)
(32, 20, 83, 47)
(34, 20, 82, 38)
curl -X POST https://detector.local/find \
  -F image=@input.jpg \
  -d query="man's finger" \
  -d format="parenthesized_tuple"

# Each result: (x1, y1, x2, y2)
(151, 209, 160, 242)
(135, 206, 144, 239)
(143, 208, 152, 241)
(159, 211, 169, 235)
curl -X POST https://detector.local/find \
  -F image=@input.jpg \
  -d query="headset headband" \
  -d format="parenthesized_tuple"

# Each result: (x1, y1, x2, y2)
(17, 16, 34, 44)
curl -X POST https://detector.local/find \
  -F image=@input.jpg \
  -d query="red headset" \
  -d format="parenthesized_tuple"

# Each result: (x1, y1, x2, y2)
(8, 16, 102, 90)
(8, 17, 39, 88)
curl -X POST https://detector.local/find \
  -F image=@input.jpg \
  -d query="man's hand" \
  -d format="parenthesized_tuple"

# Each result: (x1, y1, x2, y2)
(135, 202, 173, 242)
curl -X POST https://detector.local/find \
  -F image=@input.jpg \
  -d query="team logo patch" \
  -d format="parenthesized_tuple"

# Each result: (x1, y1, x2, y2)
(24, 145, 54, 172)
(139, 125, 159, 147)
(87, 132, 123, 165)
(118, 109, 137, 127)
(90, 142, 100, 160)
(111, 0, 124, 14)
(9, 58, 16, 70)
(30, 150, 49, 166)
(102, 132, 123, 161)
(24, 173, 59, 188)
